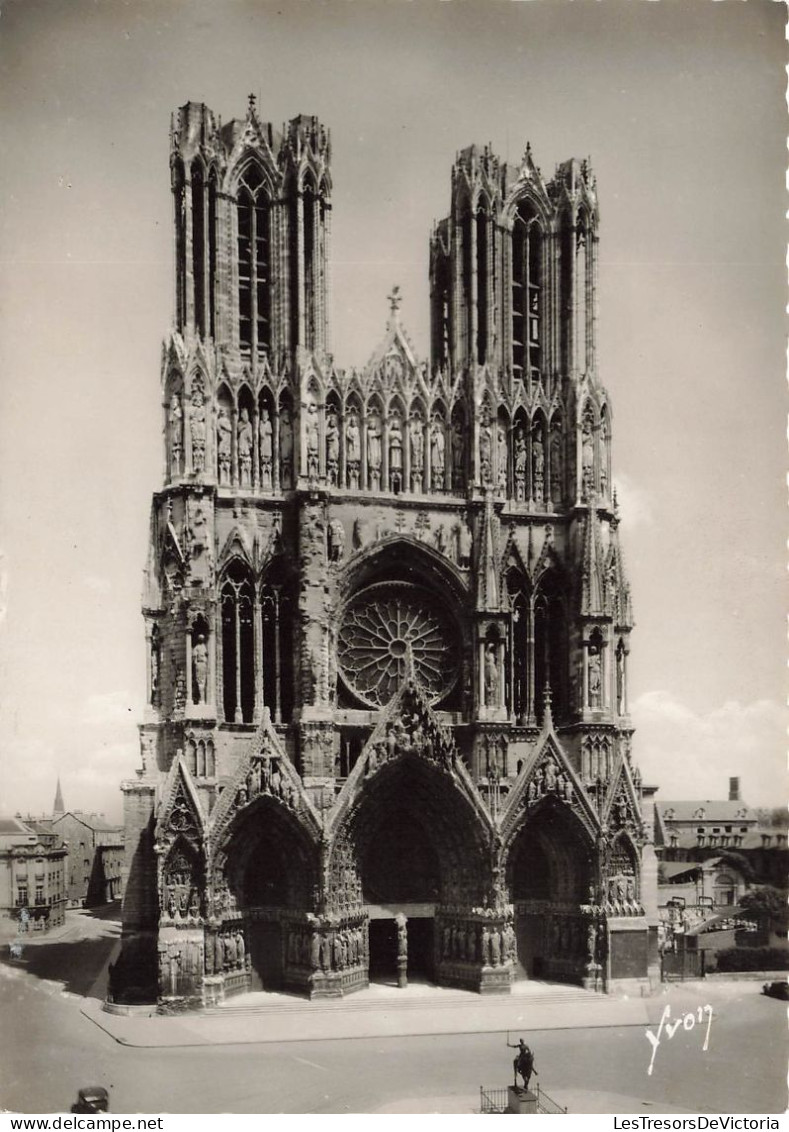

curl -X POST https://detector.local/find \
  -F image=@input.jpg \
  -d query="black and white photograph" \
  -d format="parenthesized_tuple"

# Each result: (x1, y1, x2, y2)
(0, 0, 785, 1120)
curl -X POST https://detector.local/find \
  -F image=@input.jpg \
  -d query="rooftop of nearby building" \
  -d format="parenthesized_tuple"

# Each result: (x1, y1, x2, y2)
(657, 801, 755, 823)
(0, 817, 34, 836)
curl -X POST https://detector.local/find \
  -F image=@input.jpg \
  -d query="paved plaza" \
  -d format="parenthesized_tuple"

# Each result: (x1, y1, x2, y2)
(0, 909, 786, 1115)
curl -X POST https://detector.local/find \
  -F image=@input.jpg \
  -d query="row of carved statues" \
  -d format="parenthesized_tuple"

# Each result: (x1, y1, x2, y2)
(167, 388, 610, 501)
(204, 929, 248, 975)
(440, 919, 517, 968)
(365, 709, 457, 777)
(286, 924, 367, 972)
(237, 755, 300, 810)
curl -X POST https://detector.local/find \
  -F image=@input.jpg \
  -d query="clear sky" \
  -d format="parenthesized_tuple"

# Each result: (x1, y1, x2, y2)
(0, 0, 785, 822)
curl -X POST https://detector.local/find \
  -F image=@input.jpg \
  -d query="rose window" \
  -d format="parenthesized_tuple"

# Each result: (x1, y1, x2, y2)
(337, 582, 460, 708)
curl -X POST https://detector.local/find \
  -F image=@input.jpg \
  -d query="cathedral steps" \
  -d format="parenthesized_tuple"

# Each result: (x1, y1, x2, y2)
(203, 983, 599, 1017)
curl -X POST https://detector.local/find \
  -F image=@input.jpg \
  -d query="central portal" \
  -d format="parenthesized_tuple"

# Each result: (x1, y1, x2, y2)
(366, 909, 436, 986)
(359, 798, 441, 988)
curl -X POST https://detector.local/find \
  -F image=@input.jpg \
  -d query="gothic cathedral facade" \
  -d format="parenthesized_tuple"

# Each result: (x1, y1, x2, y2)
(115, 98, 658, 1007)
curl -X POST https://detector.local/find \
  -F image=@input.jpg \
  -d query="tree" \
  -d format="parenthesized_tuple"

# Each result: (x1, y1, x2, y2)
(739, 886, 788, 934)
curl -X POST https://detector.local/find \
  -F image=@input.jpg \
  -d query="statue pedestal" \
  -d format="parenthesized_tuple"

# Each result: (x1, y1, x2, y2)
(507, 1087, 537, 1114)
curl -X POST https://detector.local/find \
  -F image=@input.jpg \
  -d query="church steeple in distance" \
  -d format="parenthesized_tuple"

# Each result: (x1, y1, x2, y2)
(53, 777, 64, 817)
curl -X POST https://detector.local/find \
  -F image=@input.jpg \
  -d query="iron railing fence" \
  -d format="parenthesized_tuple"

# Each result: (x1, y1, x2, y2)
(535, 1083, 568, 1114)
(479, 1086, 509, 1114)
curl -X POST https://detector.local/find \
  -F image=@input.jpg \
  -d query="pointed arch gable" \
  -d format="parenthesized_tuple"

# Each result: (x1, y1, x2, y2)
(217, 531, 253, 572)
(533, 530, 564, 585)
(208, 715, 322, 857)
(155, 756, 205, 849)
(602, 758, 644, 837)
(226, 148, 279, 198)
(327, 678, 494, 844)
(501, 732, 599, 849)
(501, 527, 529, 585)
(326, 683, 494, 911)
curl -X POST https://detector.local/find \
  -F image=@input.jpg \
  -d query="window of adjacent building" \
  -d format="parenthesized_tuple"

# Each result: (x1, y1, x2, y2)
(35, 884, 44, 905)
(16, 885, 28, 906)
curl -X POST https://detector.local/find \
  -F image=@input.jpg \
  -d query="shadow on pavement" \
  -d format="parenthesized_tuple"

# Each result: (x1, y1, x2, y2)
(1, 907, 121, 998)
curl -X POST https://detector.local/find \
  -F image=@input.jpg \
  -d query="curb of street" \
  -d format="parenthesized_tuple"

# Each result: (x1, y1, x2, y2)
(80, 990, 651, 1049)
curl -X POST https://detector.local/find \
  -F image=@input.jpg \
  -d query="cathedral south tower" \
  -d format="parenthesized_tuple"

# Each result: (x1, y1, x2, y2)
(115, 98, 657, 1008)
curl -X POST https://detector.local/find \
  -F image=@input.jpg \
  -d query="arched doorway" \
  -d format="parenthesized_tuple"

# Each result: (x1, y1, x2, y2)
(360, 801, 441, 983)
(222, 798, 318, 992)
(335, 750, 490, 990)
(507, 799, 593, 984)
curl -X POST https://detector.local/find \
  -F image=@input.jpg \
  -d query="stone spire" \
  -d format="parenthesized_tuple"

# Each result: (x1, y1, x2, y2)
(53, 777, 64, 817)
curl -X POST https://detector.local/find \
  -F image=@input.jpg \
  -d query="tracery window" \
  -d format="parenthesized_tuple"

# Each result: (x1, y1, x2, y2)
(207, 170, 217, 339)
(237, 165, 271, 356)
(191, 161, 206, 338)
(512, 203, 542, 382)
(261, 574, 294, 724)
(221, 563, 255, 724)
(173, 159, 186, 330)
(476, 206, 489, 364)
(337, 582, 460, 708)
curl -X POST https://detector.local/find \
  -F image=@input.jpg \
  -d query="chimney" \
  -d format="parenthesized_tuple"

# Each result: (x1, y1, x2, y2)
(729, 777, 740, 802)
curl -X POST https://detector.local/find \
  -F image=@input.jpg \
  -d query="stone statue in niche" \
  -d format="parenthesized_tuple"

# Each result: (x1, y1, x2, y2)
(216, 407, 232, 482)
(532, 430, 544, 499)
(150, 633, 160, 705)
(588, 646, 602, 708)
(365, 413, 380, 489)
(346, 413, 361, 489)
(169, 393, 183, 477)
(409, 417, 424, 491)
(514, 427, 527, 501)
(452, 420, 464, 489)
(430, 419, 445, 490)
(190, 384, 206, 473)
(496, 425, 508, 491)
(388, 415, 403, 490)
(325, 410, 340, 486)
(237, 408, 253, 486)
(550, 430, 562, 502)
(456, 517, 472, 568)
(189, 501, 210, 568)
(600, 419, 609, 496)
(328, 519, 345, 563)
(485, 642, 499, 706)
(581, 412, 594, 498)
(479, 422, 492, 484)
(433, 524, 446, 555)
(259, 408, 273, 490)
(352, 516, 368, 549)
(192, 634, 208, 704)
(305, 402, 320, 478)
(279, 408, 293, 488)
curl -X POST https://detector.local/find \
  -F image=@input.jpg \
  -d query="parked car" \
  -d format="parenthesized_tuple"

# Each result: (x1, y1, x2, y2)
(71, 1087, 109, 1113)
(762, 980, 789, 1001)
